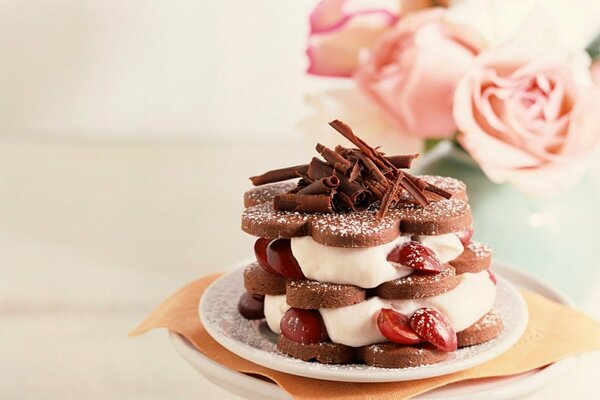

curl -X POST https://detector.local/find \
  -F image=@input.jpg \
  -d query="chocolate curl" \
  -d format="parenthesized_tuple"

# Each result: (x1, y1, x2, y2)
(250, 164, 308, 186)
(297, 176, 339, 195)
(404, 172, 452, 199)
(400, 175, 429, 207)
(358, 153, 387, 184)
(386, 154, 419, 169)
(316, 143, 352, 174)
(273, 193, 333, 213)
(378, 173, 404, 219)
(348, 161, 361, 183)
(307, 157, 334, 180)
(329, 120, 396, 174)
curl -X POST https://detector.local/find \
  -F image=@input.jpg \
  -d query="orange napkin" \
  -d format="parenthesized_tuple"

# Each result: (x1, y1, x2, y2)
(130, 273, 600, 400)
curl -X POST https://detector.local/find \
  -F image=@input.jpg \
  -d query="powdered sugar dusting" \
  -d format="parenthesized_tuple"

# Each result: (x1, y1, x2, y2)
(468, 241, 492, 258)
(244, 181, 298, 207)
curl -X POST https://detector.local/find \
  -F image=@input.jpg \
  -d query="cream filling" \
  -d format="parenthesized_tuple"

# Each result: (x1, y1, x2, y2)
(290, 233, 463, 289)
(264, 270, 495, 348)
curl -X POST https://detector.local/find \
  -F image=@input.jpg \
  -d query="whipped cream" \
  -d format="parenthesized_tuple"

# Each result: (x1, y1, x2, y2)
(291, 236, 412, 289)
(263, 294, 289, 334)
(290, 233, 464, 288)
(413, 233, 463, 263)
(264, 271, 496, 347)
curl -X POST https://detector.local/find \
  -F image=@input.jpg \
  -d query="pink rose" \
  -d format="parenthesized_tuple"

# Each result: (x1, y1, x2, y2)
(354, 8, 483, 138)
(307, 0, 398, 77)
(591, 59, 600, 85)
(454, 46, 600, 195)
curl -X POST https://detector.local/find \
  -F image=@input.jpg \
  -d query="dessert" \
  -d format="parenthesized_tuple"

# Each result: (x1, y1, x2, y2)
(238, 120, 503, 368)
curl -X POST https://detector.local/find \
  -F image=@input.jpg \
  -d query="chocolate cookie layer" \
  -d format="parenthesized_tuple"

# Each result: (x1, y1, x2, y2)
(277, 336, 358, 364)
(286, 279, 366, 309)
(243, 263, 287, 295)
(374, 264, 460, 299)
(450, 241, 492, 275)
(242, 176, 471, 248)
(360, 343, 450, 368)
(244, 181, 297, 208)
(457, 310, 504, 347)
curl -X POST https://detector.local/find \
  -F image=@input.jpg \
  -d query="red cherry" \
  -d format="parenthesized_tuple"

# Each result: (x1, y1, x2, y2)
(409, 308, 457, 352)
(237, 292, 265, 320)
(487, 270, 497, 285)
(455, 227, 474, 246)
(254, 238, 279, 274)
(280, 308, 328, 344)
(377, 308, 422, 345)
(266, 239, 305, 279)
(387, 241, 443, 274)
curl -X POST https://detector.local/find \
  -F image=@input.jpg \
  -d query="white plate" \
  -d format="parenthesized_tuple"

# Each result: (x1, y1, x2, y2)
(199, 261, 528, 382)
(172, 261, 576, 399)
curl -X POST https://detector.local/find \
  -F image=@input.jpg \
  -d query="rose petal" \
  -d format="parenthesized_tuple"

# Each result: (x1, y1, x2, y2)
(307, 0, 398, 77)
(307, 11, 397, 77)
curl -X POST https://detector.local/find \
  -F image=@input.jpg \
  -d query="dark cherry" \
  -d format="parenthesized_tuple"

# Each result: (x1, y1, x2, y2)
(377, 308, 422, 345)
(266, 238, 305, 279)
(455, 227, 474, 246)
(280, 308, 328, 344)
(409, 307, 457, 352)
(254, 237, 279, 274)
(487, 270, 497, 285)
(237, 292, 265, 320)
(387, 241, 443, 274)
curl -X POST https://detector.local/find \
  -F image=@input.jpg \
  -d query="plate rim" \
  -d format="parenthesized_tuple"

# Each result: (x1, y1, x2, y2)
(173, 260, 576, 399)
(199, 260, 529, 383)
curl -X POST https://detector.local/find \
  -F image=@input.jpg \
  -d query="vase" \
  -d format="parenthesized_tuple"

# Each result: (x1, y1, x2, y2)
(416, 142, 600, 303)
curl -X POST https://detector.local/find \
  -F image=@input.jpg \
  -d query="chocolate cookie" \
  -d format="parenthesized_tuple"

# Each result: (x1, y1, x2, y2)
(244, 181, 297, 208)
(457, 310, 504, 347)
(277, 336, 358, 364)
(360, 343, 450, 368)
(242, 198, 472, 248)
(286, 279, 366, 309)
(374, 264, 460, 299)
(450, 241, 492, 275)
(243, 263, 287, 295)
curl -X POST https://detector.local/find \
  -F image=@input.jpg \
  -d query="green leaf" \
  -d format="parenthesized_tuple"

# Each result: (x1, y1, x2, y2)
(423, 138, 443, 152)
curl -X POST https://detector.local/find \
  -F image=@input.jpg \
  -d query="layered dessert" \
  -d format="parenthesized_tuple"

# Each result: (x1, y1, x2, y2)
(237, 120, 502, 368)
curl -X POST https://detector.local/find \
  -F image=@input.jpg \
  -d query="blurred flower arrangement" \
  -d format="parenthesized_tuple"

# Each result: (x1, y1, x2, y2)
(304, 0, 600, 196)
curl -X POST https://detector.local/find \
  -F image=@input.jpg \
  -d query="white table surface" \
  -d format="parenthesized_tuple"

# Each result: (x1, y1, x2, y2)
(1, 138, 599, 399)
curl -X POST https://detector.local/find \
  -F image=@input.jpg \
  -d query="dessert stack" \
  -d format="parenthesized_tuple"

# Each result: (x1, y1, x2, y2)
(238, 121, 502, 368)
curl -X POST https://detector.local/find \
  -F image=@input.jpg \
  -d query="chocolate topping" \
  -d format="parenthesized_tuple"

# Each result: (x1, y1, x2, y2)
(249, 120, 451, 217)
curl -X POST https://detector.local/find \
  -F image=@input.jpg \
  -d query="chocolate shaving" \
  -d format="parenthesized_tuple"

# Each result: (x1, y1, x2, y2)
(296, 176, 339, 195)
(385, 154, 419, 169)
(349, 161, 361, 183)
(250, 164, 308, 186)
(316, 143, 352, 174)
(378, 172, 404, 219)
(400, 175, 429, 207)
(273, 193, 333, 213)
(358, 153, 387, 184)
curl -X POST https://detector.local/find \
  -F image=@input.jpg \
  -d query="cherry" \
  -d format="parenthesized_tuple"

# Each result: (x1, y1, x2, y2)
(266, 239, 305, 279)
(237, 293, 265, 320)
(280, 308, 328, 344)
(377, 308, 422, 345)
(487, 270, 497, 285)
(409, 308, 457, 352)
(254, 238, 279, 274)
(387, 241, 443, 274)
(455, 227, 474, 246)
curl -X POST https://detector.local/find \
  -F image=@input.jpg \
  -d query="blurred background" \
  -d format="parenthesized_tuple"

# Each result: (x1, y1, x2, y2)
(1, 1, 599, 399)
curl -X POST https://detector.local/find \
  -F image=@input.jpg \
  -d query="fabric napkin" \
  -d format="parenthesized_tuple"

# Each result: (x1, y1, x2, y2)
(130, 273, 600, 400)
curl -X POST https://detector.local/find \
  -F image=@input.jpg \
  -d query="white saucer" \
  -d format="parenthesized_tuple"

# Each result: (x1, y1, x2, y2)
(172, 262, 575, 399)
(198, 261, 528, 382)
